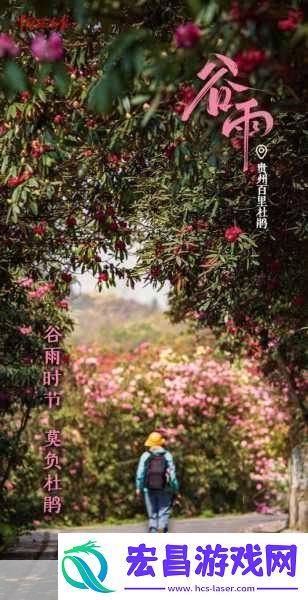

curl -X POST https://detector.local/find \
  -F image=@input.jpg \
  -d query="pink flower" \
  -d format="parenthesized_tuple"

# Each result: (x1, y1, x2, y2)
(28, 283, 54, 300)
(0, 34, 20, 58)
(278, 10, 303, 31)
(57, 299, 69, 310)
(31, 32, 64, 62)
(255, 502, 271, 514)
(224, 226, 242, 242)
(174, 22, 201, 49)
(4, 480, 14, 491)
(19, 325, 32, 335)
(18, 277, 34, 288)
(230, 137, 243, 149)
(235, 49, 266, 73)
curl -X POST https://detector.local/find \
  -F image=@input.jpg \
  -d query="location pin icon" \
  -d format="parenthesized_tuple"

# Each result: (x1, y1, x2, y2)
(256, 144, 268, 160)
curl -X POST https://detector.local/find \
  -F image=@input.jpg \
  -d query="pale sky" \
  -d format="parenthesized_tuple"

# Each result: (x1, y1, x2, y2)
(70, 247, 170, 309)
(74, 271, 169, 309)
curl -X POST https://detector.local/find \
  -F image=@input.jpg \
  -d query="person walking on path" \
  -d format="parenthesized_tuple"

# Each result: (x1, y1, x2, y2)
(136, 431, 179, 532)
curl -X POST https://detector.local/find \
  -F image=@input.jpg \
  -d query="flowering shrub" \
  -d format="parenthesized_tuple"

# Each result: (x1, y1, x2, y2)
(3, 343, 291, 527)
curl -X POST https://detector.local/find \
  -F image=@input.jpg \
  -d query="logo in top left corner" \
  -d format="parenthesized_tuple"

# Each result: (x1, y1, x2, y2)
(61, 540, 115, 594)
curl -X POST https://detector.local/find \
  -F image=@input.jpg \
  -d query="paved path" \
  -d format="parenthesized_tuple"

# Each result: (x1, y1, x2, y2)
(2, 512, 287, 560)
(0, 513, 288, 599)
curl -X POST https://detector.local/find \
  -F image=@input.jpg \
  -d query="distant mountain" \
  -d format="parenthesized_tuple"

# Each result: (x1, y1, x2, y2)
(70, 293, 189, 351)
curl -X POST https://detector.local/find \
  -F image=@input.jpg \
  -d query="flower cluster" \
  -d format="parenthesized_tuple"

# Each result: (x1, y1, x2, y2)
(224, 225, 242, 242)
(0, 33, 20, 58)
(7, 170, 32, 187)
(235, 49, 266, 73)
(174, 22, 201, 49)
(0, 31, 64, 63)
(27, 282, 54, 300)
(67, 344, 290, 517)
(278, 10, 303, 31)
(31, 32, 63, 62)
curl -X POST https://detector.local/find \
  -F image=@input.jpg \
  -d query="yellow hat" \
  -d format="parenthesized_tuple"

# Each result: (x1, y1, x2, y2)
(145, 431, 165, 448)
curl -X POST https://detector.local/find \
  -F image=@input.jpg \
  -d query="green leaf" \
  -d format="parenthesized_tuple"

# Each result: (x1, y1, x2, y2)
(30, 201, 38, 216)
(73, 0, 88, 25)
(202, 0, 219, 24)
(141, 91, 161, 127)
(187, 0, 202, 17)
(3, 61, 27, 93)
(88, 72, 123, 114)
(53, 62, 70, 96)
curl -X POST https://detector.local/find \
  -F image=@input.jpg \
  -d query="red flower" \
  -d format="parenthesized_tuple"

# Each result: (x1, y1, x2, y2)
(235, 49, 266, 73)
(57, 299, 69, 310)
(83, 149, 93, 157)
(269, 260, 282, 273)
(150, 266, 161, 278)
(20, 91, 31, 103)
(230, 1, 268, 22)
(292, 294, 305, 307)
(98, 273, 108, 282)
(66, 216, 77, 227)
(61, 273, 72, 283)
(94, 255, 101, 262)
(95, 210, 105, 222)
(224, 226, 242, 242)
(174, 22, 201, 49)
(278, 10, 303, 31)
(8, 170, 33, 187)
(107, 153, 121, 164)
(109, 222, 118, 231)
(174, 84, 196, 115)
(53, 114, 63, 124)
(115, 240, 126, 251)
(33, 222, 46, 236)
(85, 118, 96, 128)
(7, 176, 21, 187)
(31, 139, 45, 158)
(245, 163, 257, 175)
(165, 142, 177, 159)
(230, 1, 241, 21)
(57, 234, 66, 245)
